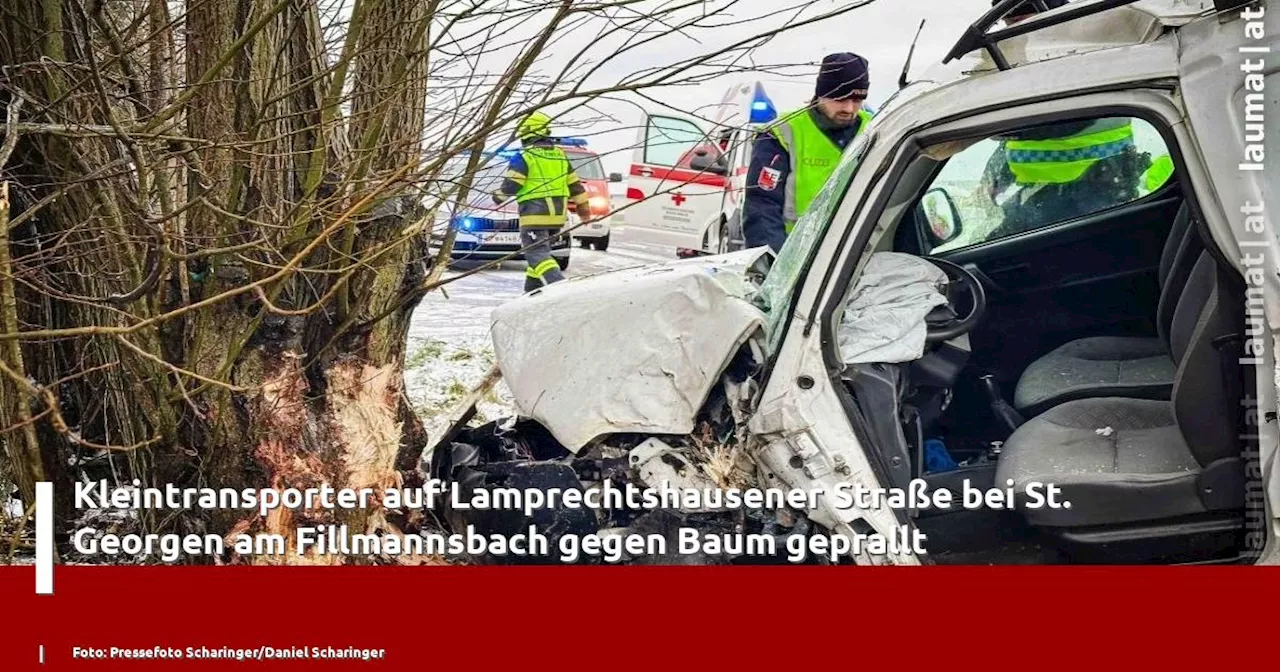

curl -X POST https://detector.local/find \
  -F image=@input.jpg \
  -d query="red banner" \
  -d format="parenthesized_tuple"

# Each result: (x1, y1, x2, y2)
(3, 565, 1276, 669)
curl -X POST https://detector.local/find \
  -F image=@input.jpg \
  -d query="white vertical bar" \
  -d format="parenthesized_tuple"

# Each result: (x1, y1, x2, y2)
(39, 645, 45, 664)
(36, 482, 52, 595)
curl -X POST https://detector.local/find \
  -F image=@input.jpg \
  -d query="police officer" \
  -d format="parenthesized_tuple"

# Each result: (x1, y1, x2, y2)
(492, 111, 595, 292)
(984, 118, 1149, 235)
(743, 53, 873, 253)
(980, 1, 1153, 235)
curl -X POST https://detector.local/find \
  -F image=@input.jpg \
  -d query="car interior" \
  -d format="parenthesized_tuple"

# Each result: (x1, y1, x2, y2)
(829, 113, 1257, 564)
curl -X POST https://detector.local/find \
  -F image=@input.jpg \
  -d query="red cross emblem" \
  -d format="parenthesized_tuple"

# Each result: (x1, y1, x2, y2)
(671, 192, 686, 206)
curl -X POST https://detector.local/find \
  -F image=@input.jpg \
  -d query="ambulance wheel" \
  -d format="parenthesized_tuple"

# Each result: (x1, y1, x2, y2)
(578, 237, 591, 248)
(593, 234, 610, 252)
(716, 222, 730, 254)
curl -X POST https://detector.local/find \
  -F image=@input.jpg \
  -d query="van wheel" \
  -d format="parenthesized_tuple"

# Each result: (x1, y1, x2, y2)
(593, 233, 610, 252)
(716, 222, 730, 254)
(578, 238, 591, 248)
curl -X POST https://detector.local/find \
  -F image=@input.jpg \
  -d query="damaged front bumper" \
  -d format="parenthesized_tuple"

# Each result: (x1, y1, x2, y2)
(422, 414, 829, 565)
(415, 248, 888, 565)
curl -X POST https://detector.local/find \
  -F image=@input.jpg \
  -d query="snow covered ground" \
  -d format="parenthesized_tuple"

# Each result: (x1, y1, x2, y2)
(404, 228, 674, 441)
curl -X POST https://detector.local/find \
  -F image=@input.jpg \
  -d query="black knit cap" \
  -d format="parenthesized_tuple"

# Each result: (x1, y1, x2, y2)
(815, 52, 870, 101)
(994, 0, 1068, 17)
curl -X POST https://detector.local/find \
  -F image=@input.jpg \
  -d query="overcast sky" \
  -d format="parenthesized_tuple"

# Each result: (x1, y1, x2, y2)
(408, 0, 997, 176)
(504, 0, 997, 175)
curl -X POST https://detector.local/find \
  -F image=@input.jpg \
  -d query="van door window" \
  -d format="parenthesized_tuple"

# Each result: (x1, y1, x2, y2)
(920, 116, 1173, 254)
(643, 115, 706, 167)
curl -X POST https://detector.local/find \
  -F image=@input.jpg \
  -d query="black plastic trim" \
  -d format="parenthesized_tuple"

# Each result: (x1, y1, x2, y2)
(1056, 513, 1243, 545)
(938, 195, 1183, 264)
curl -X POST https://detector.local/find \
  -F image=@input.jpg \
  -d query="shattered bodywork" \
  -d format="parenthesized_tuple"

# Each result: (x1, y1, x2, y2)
(413, 248, 843, 565)
(490, 248, 772, 452)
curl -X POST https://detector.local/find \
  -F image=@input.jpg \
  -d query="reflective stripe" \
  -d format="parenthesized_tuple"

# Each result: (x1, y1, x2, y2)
(1005, 120, 1135, 184)
(526, 258, 560, 279)
(771, 122, 800, 224)
(519, 214, 566, 227)
(516, 195, 570, 226)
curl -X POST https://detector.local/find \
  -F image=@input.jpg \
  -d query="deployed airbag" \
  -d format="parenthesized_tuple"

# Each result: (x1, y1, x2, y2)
(838, 252, 948, 364)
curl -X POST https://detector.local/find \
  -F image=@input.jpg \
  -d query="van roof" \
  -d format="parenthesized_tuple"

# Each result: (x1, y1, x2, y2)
(942, 0, 1219, 74)
(909, 0, 1232, 104)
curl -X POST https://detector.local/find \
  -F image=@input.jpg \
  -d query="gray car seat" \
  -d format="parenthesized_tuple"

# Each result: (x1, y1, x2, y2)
(996, 251, 1244, 529)
(1013, 204, 1202, 415)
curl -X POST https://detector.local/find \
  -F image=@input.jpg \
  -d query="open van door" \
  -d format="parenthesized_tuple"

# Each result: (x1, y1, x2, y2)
(710, 80, 788, 254)
(623, 112, 728, 253)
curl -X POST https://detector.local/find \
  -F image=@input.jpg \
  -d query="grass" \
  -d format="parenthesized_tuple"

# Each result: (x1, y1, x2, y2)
(443, 380, 468, 399)
(411, 378, 471, 420)
(405, 338, 446, 370)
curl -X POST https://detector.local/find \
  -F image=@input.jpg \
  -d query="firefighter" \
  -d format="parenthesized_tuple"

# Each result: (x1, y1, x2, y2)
(492, 111, 595, 292)
(743, 52, 873, 253)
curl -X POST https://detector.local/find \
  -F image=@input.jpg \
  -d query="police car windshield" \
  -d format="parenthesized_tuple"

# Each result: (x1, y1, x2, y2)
(439, 156, 508, 207)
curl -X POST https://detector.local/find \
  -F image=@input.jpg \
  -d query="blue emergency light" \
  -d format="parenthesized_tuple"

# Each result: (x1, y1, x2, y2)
(551, 137, 588, 147)
(748, 84, 777, 124)
(459, 217, 477, 231)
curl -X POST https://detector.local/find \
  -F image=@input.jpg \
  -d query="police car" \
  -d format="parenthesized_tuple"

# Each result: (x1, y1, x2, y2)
(437, 139, 619, 268)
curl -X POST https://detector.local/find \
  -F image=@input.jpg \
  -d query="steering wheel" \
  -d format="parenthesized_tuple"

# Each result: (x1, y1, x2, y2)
(922, 257, 987, 343)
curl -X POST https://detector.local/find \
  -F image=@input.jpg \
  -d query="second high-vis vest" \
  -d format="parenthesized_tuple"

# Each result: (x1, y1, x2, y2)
(515, 146, 572, 227)
(769, 108, 872, 233)
(1005, 119, 1136, 185)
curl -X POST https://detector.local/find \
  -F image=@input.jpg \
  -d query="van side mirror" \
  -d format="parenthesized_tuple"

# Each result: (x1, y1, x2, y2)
(689, 148, 728, 176)
(919, 187, 963, 248)
(608, 172, 624, 183)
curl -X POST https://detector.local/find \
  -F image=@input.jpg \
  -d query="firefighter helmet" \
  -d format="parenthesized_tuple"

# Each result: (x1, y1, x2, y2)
(518, 111, 553, 140)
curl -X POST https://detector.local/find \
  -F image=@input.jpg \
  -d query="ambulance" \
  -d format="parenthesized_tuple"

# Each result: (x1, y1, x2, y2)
(621, 79, 841, 257)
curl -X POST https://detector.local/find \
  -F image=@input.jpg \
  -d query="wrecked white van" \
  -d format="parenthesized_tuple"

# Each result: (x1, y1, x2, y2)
(430, 0, 1279, 565)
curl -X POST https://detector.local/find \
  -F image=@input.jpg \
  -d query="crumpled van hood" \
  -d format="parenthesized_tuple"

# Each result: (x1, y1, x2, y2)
(490, 248, 772, 452)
